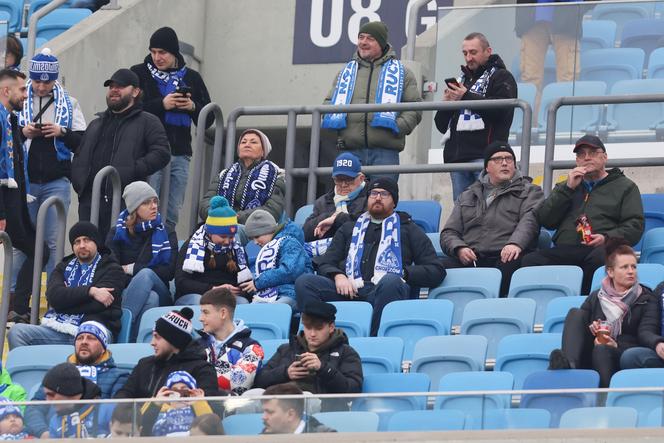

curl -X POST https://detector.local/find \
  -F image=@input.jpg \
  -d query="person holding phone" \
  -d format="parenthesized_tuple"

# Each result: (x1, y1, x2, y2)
(434, 32, 517, 201)
(131, 27, 212, 231)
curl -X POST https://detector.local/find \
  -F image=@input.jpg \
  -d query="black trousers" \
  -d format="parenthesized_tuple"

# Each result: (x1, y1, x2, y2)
(441, 253, 523, 297)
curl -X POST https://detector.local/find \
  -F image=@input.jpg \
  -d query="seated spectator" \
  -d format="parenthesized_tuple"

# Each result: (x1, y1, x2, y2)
(0, 398, 33, 440)
(296, 178, 446, 335)
(197, 288, 264, 395)
(3, 35, 22, 70)
(199, 129, 286, 240)
(25, 321, 129, 438)
(302, 152, 367, 243)
(522, 136, 644, 294)
(175, 196, 253, 306)
(242, 210, 313, 309)
(42, 363, 113, 438)
(140, 371, 213, 437)
(548, 239, 659, 387)
(8, 222, 125, 348)
(620, 279, 664, 369)
(189, 413, 224, 436)
(254, 301, 362, 411)
(114, 308, 220, 399)
(261, 383, 335, 434)
(107, 403, 136, 438)
(107, 181, 177, 339)
(440, 142, 543, 296)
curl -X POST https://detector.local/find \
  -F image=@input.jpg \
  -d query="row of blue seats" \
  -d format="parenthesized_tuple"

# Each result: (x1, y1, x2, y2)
(588, 3, 664, 36)
(580, 19, 664, 52)
(0, 0, 90, 35)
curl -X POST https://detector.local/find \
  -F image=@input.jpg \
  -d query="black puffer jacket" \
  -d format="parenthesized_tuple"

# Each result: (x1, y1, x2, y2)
(302, 185, 368, 242)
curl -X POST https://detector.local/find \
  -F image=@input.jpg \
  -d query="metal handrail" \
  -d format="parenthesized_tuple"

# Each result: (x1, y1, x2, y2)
(26, 0, 68, 62)
(30, 196, 66, 325)
(90, 165, 121, 227)
(0, 231, 12, 361)
(405, 0, 431, 61)
(158, 161, 171, 223)
(542, 93, 664, 196)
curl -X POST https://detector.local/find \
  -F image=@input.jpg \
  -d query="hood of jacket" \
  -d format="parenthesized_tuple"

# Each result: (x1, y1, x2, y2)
(275, 221, 305, 244)
(462, 53, 507, 78)
(197, 319, 252, 348)
(67, 350, 118, 373)
(295, 328, 349, 353)
(80, 378, 102, 401)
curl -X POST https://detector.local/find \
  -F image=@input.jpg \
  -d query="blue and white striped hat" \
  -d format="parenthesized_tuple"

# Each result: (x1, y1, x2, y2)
(29, 48, 59, 82)
(165, 371, 197, 390)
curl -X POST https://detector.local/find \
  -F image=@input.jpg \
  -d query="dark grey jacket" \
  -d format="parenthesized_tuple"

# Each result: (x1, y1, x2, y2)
(302, 184, 368, 242)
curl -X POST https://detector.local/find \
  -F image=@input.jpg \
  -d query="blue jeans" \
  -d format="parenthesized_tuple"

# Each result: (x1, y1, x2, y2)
(450, 159, 484, 202)
(620, 347, 664, 369)
(8, 324, 75, 349)
(149, 155, 191, 231)
(122, 268, 173, 341)
(345, 148, 400, 182)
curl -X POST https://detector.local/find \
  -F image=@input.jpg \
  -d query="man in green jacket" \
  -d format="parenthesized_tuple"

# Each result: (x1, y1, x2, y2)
(323, 21, 422, 182)
(522, 135, 644, 294)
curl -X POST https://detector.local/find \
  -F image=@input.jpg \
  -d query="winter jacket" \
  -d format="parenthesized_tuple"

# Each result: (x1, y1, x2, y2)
(261, 416, 337, 434)
(302, 185, 368, 242)
(199, 160, 286, 224)
(46, 249, 126, 338)
(317, 212, 446, 289)
(106, 226, 178, 285)
(537, 168, 644, 246)
(254, 221, 313, 301)
(131, 54, 213, 157)
(114, 340, 221, 399)
(25, 350, 129, 438)
(324, 47, 422, 152)
(0, 368, 26, 403)
(140, 400, 213, 437)
(434, 54, 517, 163)
(71, 105, 170, 195)
(515, 0, 591, 38)
(0, 113, 29, 221)
(441, 171, 544, 257)
(47, 378, 113, 438)
(197, 321, 264, 395)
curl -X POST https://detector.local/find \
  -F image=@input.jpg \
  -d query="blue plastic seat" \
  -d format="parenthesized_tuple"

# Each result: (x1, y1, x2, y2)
(329, 301, 371, 337)
(313, 411, 379, 432)
(349, 337, 404, 374)
(107, 343, 153, 371)
(647, 407, 664, 427)
(28, 0, 74, 16)
(116, 308, 132, 344)
(460, 298, 536, 359)
(222, 413, 263, 435)
(508, 265, 583, 324)
(512, 82, 537, 136)
(606, 79, 664, 136)
(378, 299, 453, 361)
(621, 19, 664, 59)
(386, 410, 465, 431)
(581, 20, 617, 51)
(607, 368, 664, 426)
(426, 232, 444, 257)
(591, 263, 664, 293)
(395, 200, 442, 233)
(520, 369, 600, 427)
(640, 228, 664, 265)
(494, 333, 562, 389)
(428, 268, 501, 327)
(634, 194, 664, 250)
(0, 0, 24, 32)
(6, 345, 74, 394)
(294, 204, 314, 227)
(256, 338, 287, 362)
(36, 8, 92, 40)
(537, 81, 606, 135)
(591, 3, 653, 37)
(235, 303, 292, 340)
(244, 240, 260, 268)
(482, 408, 551, 430)
(19, 37, 49, 54)
(543, 296, 586, 333)
(649, 47, 664, 79)
(435, 371, 514, 430)
(137, 305, 202, 343)
(411, 335, 488, 390)
(580, 49, 644, 91)
(538, 228, 553, 250)
(559, 407, 638, 429)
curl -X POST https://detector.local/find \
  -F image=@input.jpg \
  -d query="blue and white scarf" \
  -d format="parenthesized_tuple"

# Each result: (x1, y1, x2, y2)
(216, 161, 279, 211)
(113, 210, 171, 267)
(253, 237, 285, 303)
(146, 60, 191, 128)
(0, 104, 19, 189)
(182, 225, 253, 282)
(322, 59, 404, 134)
(456, 66, 496, 132)
(0, 432, 30, 440)
(345, 212, 402, 290)
(42, 254, 102, 336)
(305, 238, 333, 258)
(334, 181, 365, 214)
(18, 80, 73, 162)
(152, 406, 195, 437)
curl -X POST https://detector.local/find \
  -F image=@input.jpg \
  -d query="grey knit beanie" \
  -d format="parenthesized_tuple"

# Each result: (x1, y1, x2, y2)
(237, 129, 273, 159)
(123, 181, 158, 214)
(244, 210, 278, 238)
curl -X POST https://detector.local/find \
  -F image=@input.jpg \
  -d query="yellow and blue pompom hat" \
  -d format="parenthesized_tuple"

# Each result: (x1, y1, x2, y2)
(206, 196, 238, 235)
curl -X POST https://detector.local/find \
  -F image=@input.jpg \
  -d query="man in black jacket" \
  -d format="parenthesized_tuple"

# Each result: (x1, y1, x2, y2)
(296, 178, 446, 336)
(131, 27, 212, 231)
(71, 68, 170, 240)
(7, 222, 126, 349)
(434, 32, 517, 201)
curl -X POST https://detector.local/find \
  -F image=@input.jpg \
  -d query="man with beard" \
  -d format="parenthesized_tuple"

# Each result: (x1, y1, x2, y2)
(71, 68, 170, 240)
(24, 321, 129, 438)
(296, 177, 446, 335)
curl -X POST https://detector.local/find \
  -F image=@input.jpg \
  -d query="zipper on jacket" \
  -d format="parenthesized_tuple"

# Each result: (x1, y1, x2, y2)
(364, 62, 374, 149)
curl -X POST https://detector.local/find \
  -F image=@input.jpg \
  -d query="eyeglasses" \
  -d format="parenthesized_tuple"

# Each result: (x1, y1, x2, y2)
(575, 149, 604, 159)
(488, 155, 515, 165)
(369, 190, 391, 199)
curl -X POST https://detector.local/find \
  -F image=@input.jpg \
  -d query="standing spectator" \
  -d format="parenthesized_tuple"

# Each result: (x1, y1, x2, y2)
(296, 178, 446, 335)
(197, 287, 264, 395)
(18, 48, 86, 275)
(107, 181, 177, 340)
(323, 21, 422, 182)
(71, 68, 170, 240)
(261, 383, 335, 434)
(0, 69, 49, 325)
(521, 135, 644, 294)
(131, 27, 212, 231)
(7, 222, 126, 348)
(440, 142, 543, 295)
(0, 399, 34, 440)
(434, 32, 517, 201)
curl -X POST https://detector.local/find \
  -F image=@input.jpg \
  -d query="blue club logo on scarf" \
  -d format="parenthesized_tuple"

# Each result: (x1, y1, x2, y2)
(216, 160, 279, 211)
(253, 237, 285, 303)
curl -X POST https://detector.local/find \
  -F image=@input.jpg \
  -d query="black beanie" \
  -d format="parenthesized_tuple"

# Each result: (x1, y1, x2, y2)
(483, 141, 516, 168)
(359, 21, 389, 50)
(154, 307, 194, 350)
(69, 221, 101, 249)
(149, 27, 180, 57)
(42, 363, 84, 396)
(368, 177, 399, 205)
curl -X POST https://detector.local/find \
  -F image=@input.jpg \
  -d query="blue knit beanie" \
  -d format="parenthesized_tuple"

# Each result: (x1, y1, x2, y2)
(206, 196, 238, 236)
(76, 321, 110, 350)
(0, 398, 22, 421)
(29, 48, 58, 81)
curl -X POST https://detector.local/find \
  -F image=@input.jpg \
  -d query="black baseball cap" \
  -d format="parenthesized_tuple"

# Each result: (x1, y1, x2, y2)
(573, 135, 606, 153)
(103, 68, 139, 88)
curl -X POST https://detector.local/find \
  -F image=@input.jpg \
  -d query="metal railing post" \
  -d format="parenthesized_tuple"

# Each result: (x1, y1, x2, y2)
(158, 162, 171, 221)
(284, 110, 298, 217)
(405, 0, 431, 61)
(0, 231, 12, 360)
(225, 109, 240, 170)
(307, 110, 322, 204)
(30, 196, 66, 325)
(90, 165, 121, 227)
(518, 100, 532, 177)
(26, 0, 69, 63)
(542, 99, 561, 196)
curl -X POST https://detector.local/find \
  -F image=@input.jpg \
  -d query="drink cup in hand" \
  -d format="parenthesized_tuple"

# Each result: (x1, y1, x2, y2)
(596, 320, 611, 344)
